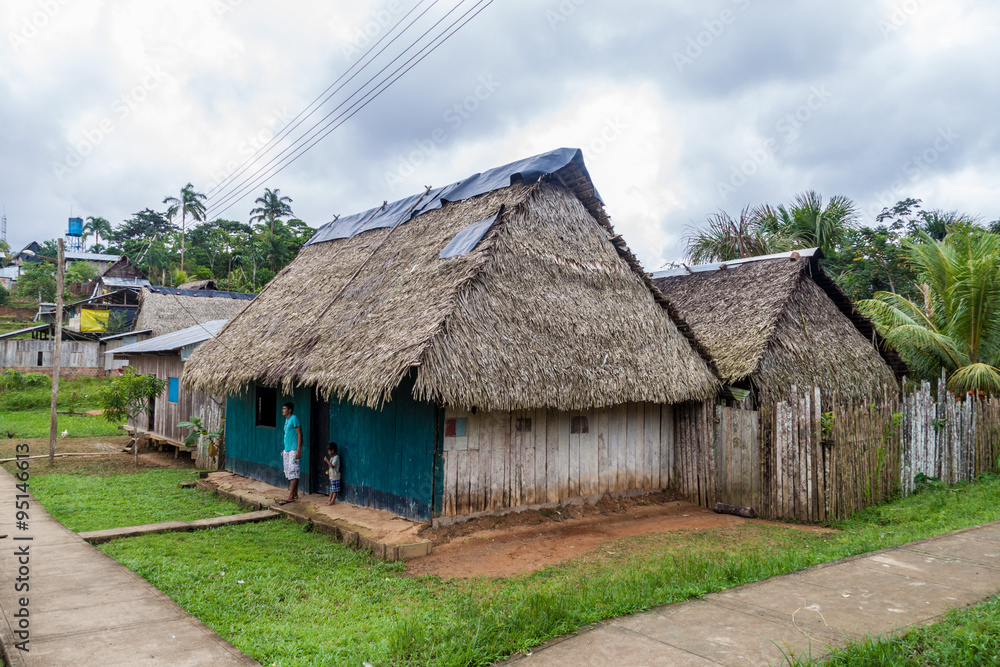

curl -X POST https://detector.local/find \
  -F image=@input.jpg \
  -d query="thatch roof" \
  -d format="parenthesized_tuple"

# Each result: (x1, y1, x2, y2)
(653, 250, 906, 401)
(184, 149, 718, 410)
(177, 279, 219, 290)
(135, 286, 256, 337)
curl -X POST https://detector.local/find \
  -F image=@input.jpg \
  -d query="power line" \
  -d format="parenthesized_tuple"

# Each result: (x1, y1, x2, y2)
(206, 0, 476, 216)
(206, 0, 442, 199)
(206, 0, 493, 220)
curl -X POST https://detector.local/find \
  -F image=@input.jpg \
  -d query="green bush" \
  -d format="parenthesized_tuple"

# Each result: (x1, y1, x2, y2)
(0, 369, 51, 392)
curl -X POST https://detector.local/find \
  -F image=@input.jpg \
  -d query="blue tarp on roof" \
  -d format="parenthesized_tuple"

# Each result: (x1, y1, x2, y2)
(146, 286, 256, 300)
(305, 147, 599, 247)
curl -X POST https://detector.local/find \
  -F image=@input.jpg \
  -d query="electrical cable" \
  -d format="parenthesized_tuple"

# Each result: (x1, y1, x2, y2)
(205, 0, 476, 216)
(205, 0, 493, 219)
(206, 0, 441, 199)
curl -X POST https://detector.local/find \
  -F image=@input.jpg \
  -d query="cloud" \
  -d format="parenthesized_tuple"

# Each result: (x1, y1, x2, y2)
(1, 0, 997, 270)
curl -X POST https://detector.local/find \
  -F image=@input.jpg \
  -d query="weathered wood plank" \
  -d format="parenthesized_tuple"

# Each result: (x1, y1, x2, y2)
(644, 403, 659, 490)
(660, 403, 674, 490)
(580, 409, 600, 496)
(597, 406, 611, 494)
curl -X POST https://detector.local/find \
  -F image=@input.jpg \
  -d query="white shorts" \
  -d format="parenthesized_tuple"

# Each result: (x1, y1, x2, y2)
(282, 450, 300, 480)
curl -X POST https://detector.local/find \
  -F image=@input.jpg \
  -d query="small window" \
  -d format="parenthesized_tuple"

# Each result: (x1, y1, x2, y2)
(37, 351, 44, 366)
(445, 417, 468, 437)
(571, 416, 589, 434)
(256, 386, 277, 427)
(516, 417, 532, 432)
(168, 378, 179, 403)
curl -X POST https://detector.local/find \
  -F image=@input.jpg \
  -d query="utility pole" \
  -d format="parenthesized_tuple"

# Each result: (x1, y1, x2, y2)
(49, 238, 64, 465)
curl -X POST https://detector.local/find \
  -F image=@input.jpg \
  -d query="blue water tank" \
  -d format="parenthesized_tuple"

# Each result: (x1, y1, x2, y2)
(68, 217, 83, 236)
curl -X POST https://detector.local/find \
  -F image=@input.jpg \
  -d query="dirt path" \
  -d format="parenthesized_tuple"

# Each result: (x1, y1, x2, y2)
(409, 498, 834, 578)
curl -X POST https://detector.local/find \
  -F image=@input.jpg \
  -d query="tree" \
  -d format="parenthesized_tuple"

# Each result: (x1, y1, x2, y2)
(83, 216, 113, 251)
(858, 225, 1000, 395)
(250, 188, 293, 233)
(98, 367, 167, 464)
(684, 206, 798, 264)
(829, 223, 918, 302)
(164, 183, 207, 272)
(16, 261, 56, 302)
(65, 261, 98, 291)
(754, 191, 859, 255)
(875, 197, 980, 241)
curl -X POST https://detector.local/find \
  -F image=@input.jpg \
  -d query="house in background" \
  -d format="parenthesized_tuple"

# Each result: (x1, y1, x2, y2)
(652, 248, 906, 406)
(112, 319, 228, 468)
(184, 148, 720, 522)
(652, 249, 907, 518)
(135, 286, 255, 337)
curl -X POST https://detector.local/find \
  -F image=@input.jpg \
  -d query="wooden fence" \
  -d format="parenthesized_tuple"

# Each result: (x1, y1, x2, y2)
(901, 378, 1000, 495)
(710, 382, 1000, 522)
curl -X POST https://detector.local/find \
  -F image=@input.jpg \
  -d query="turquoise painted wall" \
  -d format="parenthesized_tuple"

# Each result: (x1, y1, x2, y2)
(224, 376, 439, 520)
(328, 374, 438, 520)
(225, 386, 313, 493)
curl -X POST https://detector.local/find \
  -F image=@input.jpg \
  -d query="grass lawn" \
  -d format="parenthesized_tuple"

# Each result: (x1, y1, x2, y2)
(0, 410, 123, 439)
(91, 475, 1000, 667)
(803, 595, 1000, 666)
(25, 468, 248, 532)
(0, 375, 124, 438)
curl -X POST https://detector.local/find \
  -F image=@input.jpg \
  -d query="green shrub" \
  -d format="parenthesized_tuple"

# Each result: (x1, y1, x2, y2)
(0, 369, 51, 392)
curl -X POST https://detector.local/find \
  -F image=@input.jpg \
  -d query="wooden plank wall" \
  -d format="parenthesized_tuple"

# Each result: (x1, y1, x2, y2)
(130, 355, 224, 449)
(715, 405, 760, 510)
(440, 401, 692, 517)
(0, 339, 102, 369)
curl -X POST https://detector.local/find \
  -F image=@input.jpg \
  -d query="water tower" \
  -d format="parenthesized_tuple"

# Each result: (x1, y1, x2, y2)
(67, 216, 83, 252)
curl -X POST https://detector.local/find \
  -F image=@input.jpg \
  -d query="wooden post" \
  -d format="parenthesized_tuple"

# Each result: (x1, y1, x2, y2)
(49, 238, 65, 465)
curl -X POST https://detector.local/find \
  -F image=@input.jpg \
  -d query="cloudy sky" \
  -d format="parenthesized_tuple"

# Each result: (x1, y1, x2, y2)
(2, 0, 997, 270)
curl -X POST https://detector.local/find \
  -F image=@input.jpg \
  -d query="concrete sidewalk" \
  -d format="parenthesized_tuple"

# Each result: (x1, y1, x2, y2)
(0, 467, 257, 666)
(507, 521, 1000, 666)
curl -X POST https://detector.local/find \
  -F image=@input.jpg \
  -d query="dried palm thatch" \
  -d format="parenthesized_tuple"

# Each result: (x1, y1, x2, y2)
(135, 287, 255, 337)
(184, 175, 718, 410)
(654, 252, 905, 402)
(177, 279, 218, 290)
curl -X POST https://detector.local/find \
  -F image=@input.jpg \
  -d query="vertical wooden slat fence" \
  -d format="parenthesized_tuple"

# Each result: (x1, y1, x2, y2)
(899, 377, 1000, 496)
(711, 382, 1000, 522)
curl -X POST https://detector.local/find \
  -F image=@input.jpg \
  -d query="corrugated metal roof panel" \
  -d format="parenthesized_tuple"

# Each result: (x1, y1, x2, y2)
(110, 319, 228, 355)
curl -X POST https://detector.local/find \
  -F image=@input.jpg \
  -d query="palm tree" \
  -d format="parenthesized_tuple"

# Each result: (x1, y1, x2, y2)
(249, 188, 294, 233)
(753, 191, 858, 255)
(858, 225, 1000, 395)
(163, 183, 207, 271)
(684, 206, 798, 264)
(84, 216, 113, 252)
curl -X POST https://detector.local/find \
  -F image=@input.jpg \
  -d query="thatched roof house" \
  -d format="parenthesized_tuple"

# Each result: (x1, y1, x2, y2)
(183, 148, 719, 521)
(653, 249, 906, 403)
(186, 148, 716, 410)
(135, 286, 255, 337)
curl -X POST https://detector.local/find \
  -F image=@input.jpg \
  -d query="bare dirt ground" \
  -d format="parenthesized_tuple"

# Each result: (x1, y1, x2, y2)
(408, 492, 835, 578)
